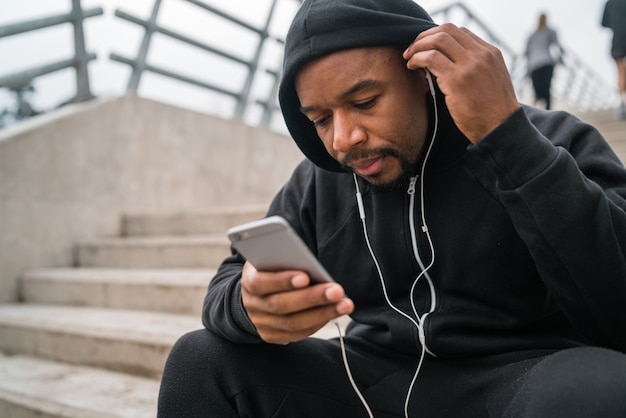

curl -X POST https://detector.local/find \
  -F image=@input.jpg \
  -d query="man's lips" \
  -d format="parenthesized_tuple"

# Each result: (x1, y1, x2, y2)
(350, 156, 385, 176)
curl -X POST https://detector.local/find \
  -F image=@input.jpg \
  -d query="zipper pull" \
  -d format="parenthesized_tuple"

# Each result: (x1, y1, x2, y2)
(407, 176, 417, 195)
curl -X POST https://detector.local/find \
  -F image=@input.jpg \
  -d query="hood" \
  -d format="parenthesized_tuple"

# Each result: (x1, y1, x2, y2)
(278, 0, 438, 172)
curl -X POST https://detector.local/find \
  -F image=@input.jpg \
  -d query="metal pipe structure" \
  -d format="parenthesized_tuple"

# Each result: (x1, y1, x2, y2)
(0, 1, 103, 104)
(0, 0, 619, 129)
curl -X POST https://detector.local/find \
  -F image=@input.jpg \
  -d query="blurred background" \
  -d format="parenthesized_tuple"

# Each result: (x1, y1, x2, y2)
(0, 0, 620, 130)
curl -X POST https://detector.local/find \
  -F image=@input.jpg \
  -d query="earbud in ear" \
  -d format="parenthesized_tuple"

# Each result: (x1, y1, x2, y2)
(424, 69, 436, 97)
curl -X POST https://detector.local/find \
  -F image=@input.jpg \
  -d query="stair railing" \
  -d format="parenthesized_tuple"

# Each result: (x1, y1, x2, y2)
(109, 0, 295, 125)
(0, 0, 103, 126)
(0, 0, 619, 129)
(430, 2, 619, 112)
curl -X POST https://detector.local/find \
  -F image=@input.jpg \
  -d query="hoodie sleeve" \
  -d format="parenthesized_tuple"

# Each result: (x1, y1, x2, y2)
(201, 251, 261, 343)
(201, 160, 315, 343)
(467, 107, 626, 351)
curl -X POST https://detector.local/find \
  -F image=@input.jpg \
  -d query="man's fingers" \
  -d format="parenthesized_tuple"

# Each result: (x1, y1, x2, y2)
(459, 26, 494, 49)
(239, 263, 354, 344)
(406, 24, 466, 58)
(241, 262, 310, 297)
(246, 282, 345, 316)
(254, 303, 350, 344)
(404, 23, 494, 73)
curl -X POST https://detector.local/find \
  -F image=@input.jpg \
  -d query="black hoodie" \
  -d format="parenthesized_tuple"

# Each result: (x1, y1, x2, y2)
(203, 0, 626, 357)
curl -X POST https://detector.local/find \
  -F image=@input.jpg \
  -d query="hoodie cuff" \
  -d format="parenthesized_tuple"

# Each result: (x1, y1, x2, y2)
(468, 107, 559, 190)
(231, 281, 261, 339)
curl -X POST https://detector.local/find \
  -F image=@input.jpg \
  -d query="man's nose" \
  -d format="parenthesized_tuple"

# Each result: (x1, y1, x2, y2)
(332, 112, 366, 153)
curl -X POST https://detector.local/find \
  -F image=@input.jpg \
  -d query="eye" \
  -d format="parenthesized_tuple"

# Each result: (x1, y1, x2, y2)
(313, 114, 331, 128)
(354, 97, 377, 110)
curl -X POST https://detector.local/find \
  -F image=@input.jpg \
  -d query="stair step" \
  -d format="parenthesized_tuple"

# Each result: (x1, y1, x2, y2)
(0, 317, 350, 418)
(598, 123, 626, 144)
(574, 110, 625, 164)
(606, 141, 626, 164)
(20, 268, 214, 315)
(75, 235, 230, 268)
(122, 206, 266, 236)
(0, 352, 158, 418)
(577, 108, 625, 124)
(0, 304, 200, 379)
(0, 303, 349, 376)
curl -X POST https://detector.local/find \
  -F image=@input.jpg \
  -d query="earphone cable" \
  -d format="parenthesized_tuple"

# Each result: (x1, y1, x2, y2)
(334, 321, 375, 418)
(337, 69, 439, 418)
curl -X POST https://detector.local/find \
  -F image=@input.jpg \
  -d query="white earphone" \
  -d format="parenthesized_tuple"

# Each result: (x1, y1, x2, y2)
(337, 67, 440, 418)
(425, 68, 436, 97)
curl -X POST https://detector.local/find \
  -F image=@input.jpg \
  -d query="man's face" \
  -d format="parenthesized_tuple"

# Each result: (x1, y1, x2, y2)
(295, 46, 430, 188)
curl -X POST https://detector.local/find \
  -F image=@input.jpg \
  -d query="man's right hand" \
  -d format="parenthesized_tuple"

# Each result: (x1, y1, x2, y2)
(240, 261, 354, 344)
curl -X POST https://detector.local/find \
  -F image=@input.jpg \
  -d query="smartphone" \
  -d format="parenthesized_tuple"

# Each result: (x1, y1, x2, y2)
(227, 215, 334, 283)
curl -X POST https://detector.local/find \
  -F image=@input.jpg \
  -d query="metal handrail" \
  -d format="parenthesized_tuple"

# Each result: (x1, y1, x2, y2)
(0, 0, 103, 103)
(0, 0, 619, 129)
(109, 0, 291, 122)
(430, 2, 619, 111)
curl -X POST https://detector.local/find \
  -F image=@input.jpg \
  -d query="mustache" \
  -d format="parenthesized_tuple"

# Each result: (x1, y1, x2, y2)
(340, 147, 401, 171)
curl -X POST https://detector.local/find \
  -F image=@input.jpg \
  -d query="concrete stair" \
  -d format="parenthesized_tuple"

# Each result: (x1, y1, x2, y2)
(0, 304, 197, 379)
(75, 236, 231, 269)
(0, 352, 160, 418)
(0, 204, 350, 417)
(20, 268, 214, 315)
(575, 107, 626, 164)
(0, 206, 270, 417)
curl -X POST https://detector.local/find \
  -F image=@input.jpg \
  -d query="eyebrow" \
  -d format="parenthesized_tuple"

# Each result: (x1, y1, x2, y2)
(299, 79, 381, 115)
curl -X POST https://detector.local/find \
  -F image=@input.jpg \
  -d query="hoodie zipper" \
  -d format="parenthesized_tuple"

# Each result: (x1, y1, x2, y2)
(407, 176, 437, 356)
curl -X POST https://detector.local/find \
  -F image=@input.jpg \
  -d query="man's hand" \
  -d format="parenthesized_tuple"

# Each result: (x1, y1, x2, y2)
(403, 23, 520, 143)
(240, 262, 354, 344)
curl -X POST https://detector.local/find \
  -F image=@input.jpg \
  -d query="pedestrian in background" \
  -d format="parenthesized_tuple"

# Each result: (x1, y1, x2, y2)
(602, 0, 626, 120)
(525, 13, 562, 110)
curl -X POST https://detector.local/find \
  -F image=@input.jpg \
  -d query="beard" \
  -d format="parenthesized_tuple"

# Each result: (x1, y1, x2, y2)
(340, 147, 416, 193)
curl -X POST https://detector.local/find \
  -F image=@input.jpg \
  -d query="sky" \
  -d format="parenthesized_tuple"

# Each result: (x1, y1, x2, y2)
(0, 0, 617, 127)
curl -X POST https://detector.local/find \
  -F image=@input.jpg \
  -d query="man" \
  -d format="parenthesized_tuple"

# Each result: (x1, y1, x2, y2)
(602, 0, 626, 119)
(158, 0, 626, 416)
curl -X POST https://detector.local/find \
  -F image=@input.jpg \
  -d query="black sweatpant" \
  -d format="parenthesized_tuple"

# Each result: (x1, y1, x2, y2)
(530, 64, 555, 110)
(158, 329, 626, 417)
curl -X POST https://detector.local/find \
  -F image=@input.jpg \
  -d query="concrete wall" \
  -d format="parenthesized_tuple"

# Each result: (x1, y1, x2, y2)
(0, 94, 305, 303)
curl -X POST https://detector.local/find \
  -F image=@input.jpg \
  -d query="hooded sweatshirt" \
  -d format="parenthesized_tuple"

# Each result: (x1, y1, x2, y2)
(203, 0, 626, 357)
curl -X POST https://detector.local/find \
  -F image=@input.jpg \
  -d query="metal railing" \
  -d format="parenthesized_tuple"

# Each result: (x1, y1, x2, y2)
(0, 0, 103, 126)
(430, 2, 619, 111)
(0, 0, 619, 129)
(110, 0, 617, 127)
(109, 0, 297, 127)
